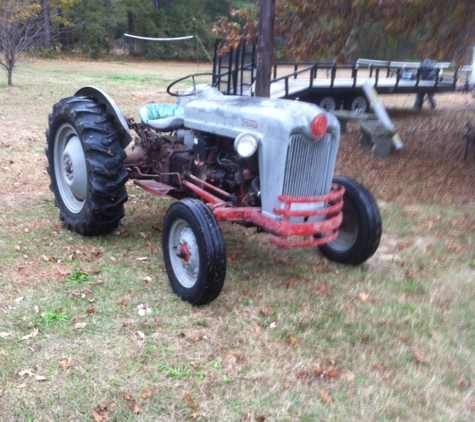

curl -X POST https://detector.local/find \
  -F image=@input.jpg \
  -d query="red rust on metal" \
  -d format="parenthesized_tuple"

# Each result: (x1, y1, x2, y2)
(278, 184, 344, 203)
(177, 244, 190, 263)
(274, 202, 342, 218)
(211, 185, 345, 248)
(270, 230, 338, 248)
(186, 173, 235, 200)
(212, 207, 342, 235)
(182, 181, 225, 205)
(134, 179, 174, 196)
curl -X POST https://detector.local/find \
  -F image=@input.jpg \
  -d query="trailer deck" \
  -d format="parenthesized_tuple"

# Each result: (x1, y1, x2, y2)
(212, 41, 458, 112)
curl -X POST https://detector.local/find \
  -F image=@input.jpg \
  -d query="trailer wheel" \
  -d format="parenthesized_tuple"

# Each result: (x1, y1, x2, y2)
(162, 199, 226, 305)
(318, 96, 339, 112)
(344, 96, 369, 113)
(45, 96, 128, 235)
(319, 177, 381, 265)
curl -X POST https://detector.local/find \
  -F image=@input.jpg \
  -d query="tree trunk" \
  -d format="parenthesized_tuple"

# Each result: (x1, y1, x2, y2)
(255, 0, 275, 98)
(104, 0, 110, 37)
(127, 11, 135, 55)
(57, 8, 68, 49)
(41, 0, 51, 50)
(154, 0, 159, 10)
(7, 66, 13, 86)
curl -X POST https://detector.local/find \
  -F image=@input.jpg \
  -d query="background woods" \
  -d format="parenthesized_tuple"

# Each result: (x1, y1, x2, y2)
(215, 0, 475, 64)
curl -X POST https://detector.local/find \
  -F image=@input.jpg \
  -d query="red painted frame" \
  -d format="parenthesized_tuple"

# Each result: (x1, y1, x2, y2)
(183, 180, 345, 248)
(135, 174, 345, 249)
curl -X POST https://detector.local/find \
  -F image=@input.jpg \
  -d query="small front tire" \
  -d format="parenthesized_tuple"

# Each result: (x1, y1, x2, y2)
(319, 176, 381, 265)
(162, 199, 226, 305)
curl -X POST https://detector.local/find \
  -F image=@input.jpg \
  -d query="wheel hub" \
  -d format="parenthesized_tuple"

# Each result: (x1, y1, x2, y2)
(61, 135, 88, 200)
(54, 123, 89, 214)
(169, 221, 200, 288)
(176, 244, 190, 263)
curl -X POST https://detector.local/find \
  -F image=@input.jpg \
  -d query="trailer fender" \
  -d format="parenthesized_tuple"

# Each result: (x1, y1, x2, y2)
(75, 86, 132, 148)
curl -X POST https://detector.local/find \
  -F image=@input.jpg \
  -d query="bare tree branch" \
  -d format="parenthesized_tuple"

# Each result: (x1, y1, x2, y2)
(0, 0, 43, 85)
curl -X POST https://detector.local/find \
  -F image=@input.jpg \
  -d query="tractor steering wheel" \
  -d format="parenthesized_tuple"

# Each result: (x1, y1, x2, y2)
(166, 72, 220, 97)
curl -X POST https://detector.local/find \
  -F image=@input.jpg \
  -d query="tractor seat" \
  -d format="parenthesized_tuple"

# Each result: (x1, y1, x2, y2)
(139, 103, 184, 132)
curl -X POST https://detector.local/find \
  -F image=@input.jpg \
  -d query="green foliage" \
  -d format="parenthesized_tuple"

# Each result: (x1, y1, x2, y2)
(159, 364, 191, 377)
(67, 269, 93, 282)
(39, 0, 233, 60)
(39, 309, 70, 324)
(36, 47, 57, 59)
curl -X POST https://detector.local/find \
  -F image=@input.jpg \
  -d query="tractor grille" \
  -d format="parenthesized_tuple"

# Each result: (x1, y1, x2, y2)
(282, 134, 332, 197)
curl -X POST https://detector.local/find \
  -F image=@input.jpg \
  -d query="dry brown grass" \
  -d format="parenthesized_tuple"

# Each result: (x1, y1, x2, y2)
(0, 59, 474, 421)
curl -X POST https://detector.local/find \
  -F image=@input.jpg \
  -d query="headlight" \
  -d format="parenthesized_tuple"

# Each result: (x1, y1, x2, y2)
(234, 133, 258, 158)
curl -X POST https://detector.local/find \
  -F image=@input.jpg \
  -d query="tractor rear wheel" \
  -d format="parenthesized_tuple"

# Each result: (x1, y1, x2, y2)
(162, 199, 226, 305)
(319, 176, 381, 265)
(45, 96, 128, 235)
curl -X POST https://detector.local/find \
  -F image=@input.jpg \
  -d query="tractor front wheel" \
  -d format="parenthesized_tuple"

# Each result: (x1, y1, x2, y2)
(45, 96, 128, 235)
(319, 176, 381, 265)
(162, 199, 226, 305)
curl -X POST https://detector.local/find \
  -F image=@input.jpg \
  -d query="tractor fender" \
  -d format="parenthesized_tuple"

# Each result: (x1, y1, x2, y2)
(75, 86, 132, 148)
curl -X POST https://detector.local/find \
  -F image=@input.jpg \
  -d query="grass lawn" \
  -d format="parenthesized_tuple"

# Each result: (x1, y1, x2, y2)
(0, 58, 474, 421)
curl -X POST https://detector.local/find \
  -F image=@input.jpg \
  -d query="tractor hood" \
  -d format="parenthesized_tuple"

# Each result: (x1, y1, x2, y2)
(183, 94, 339, 141)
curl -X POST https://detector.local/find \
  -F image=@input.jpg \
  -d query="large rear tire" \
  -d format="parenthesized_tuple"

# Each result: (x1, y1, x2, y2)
(162, 199, 226, 305)
(319, 176, 381, 265)
(45, 96, 128, 235)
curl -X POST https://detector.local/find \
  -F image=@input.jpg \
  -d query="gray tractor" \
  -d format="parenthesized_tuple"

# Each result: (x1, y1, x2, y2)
(45, 73, 381, 305)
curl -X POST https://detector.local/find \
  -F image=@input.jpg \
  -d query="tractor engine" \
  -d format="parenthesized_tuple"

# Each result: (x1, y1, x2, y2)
(124, 123, 260, 207)
(191, 135, 260, 207)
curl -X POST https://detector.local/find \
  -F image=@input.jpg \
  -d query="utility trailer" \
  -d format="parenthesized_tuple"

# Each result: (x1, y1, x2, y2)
(212, 41, 458, 112)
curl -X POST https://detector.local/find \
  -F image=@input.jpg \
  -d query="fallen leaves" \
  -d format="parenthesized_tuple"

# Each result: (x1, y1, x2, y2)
(184, 393, 200, 419)
(316, 283, 330, 296)
(455, 378, 472, 390)
(413, 349, 430, 364)
(117, 297, 129, 308)
(287, 333, 297, 346)
(18, 369, 46, 382)
(18, 369, 35, 377)
(141, 387, 154, 399)
(137, 304, 152, 317)
(122, 391, 142, 414)
(59, 356, 73, 371)
(317, 388, 333, 404)
(184, 392, 194, 406)
(341, 369, 356, 381)
(296, 364, 356, 386)
(91, 399, 117, 421)
(225, 352, 237, 363)
(282, 381, 293, 389)
(225, 352, 245, 364)
(358, 292, 369, 303)
(20, 328, 38, 340)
